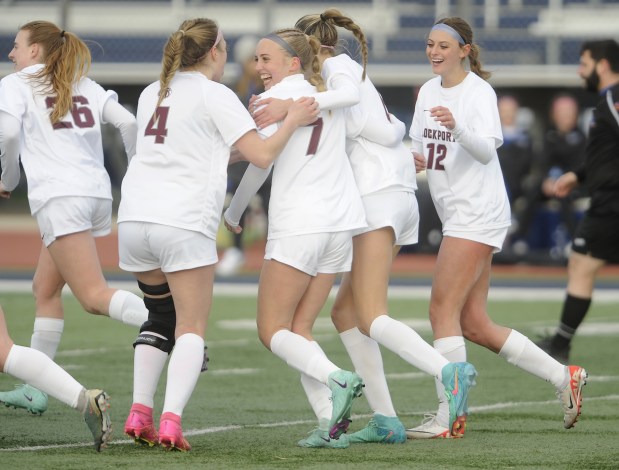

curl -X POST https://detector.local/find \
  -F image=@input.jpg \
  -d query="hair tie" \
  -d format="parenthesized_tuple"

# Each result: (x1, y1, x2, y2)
(320, 13, 326, 22)
(178, 29, 185, 37)
(320, 44, 335, 50)
(60, 30, 66, 38)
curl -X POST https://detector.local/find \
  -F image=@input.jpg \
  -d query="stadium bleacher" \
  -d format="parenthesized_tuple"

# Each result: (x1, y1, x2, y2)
(0, 0, 617, 86)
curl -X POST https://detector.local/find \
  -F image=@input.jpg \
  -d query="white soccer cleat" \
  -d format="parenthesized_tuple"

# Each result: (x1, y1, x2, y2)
(83, 389, 112, 451)
(406, 414, 452, 439)
(558, 365, 587, 429)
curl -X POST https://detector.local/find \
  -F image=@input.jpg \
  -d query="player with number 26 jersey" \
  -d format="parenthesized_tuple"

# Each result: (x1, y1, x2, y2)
(409, 72, 510, 233)
(0, 63, 121, 215)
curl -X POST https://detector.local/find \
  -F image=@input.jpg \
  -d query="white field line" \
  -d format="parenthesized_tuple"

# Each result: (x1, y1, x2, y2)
(1, 280, 618, 303)
(2, 394, 618, 453)
(44, 318, 619, 365)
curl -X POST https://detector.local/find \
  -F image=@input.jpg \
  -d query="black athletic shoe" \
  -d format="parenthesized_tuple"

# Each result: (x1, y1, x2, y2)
(536, 336, 570, 364)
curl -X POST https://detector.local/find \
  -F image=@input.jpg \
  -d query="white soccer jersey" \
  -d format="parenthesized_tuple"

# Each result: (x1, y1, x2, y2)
(321, 55, 417, 196)
(0, 64, 117, 214)
(409, 73, 511, 231)
(233, 74, 366, 239)
(118, 71, 257, 239)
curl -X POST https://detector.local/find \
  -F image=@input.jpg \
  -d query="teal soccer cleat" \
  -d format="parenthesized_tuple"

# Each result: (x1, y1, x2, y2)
(0, 383, 48, 415)
(298, 428, 350, 448)
(348, 414, 407, 444)
(327, 370, 364, 439)
(441, 362, 477, 437)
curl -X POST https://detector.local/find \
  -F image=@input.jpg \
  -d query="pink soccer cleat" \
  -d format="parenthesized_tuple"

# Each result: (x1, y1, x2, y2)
(124, 403, 159, 447)
(159, 412, 191, 452)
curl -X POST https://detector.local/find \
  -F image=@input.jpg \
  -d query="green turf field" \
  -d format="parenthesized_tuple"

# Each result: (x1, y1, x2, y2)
(0, 290, 617, 469)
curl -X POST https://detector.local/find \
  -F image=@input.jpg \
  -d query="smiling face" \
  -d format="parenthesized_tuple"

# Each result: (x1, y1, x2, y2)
(8, 29, 39, 71)
(426, 29, 468, 78)
(254, 37, 298, 90)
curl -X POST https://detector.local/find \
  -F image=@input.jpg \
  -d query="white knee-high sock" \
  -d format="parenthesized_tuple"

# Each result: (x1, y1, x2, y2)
(300, 342, 332, 427)
(4, 344, 83, 408)
(108, 290, 148, 327)
(433, 336, 466, 428)
(340, 327, 396, 417)
(132, 335, 170, 407)
(30, 317, 64, 359)
(269, 329, 339, 384)
(162, 333, 204, 417)
(499, 329, 567, 389)
(369, 315, 448, 377)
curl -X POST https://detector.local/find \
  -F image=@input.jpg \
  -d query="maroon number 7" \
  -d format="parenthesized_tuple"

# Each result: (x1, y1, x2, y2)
(305, 118, 323, 156)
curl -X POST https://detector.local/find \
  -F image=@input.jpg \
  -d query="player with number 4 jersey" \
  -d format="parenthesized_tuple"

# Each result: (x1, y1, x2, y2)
(116, 19, 318, 452)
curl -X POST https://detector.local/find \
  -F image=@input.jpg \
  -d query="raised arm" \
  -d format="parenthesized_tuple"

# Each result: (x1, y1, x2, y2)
(234, 97, 319, 169)
(429, 105, 499, 165)
(251, 73, 359, 129)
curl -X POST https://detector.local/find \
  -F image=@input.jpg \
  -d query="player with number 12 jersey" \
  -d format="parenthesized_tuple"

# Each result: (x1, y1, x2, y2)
(409, 73, 510, 233)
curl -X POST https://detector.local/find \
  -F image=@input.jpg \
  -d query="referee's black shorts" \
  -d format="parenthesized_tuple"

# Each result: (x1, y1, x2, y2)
(571, 210, 619, 263)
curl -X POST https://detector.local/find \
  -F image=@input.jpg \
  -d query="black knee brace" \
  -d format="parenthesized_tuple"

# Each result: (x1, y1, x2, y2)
(138, 281, 170, 297)
(134, 282, 176, 353)
(133, 332, 174, 354)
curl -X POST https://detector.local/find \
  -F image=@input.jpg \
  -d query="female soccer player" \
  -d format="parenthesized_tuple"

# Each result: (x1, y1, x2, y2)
(224, 28, 370, 448)
(407, 17, 587, 439)
(250, 9, 478, 445)
(0, 304, 111, 451)
(118, 18, 318, 451)
(0, 20, 148, 414)
(226, 24, 477, 447)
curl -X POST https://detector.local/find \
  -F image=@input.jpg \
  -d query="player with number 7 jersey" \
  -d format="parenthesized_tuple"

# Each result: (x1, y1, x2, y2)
(224, 29, 367, 446)
(224, 50, 365, 240)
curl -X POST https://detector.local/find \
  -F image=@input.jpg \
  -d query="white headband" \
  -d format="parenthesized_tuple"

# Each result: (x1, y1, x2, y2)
(213, 28, 223, 48)
(431, 23, 466, 45)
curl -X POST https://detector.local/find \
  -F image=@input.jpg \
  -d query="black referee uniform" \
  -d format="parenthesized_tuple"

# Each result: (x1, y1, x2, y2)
(571, 83, 619, 263)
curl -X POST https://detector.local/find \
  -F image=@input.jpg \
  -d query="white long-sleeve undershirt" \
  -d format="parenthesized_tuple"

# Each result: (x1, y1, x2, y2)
(224, 163, 273, 228)
(102, 100, 137, 163)
(0, 111, 22, 192)
(451, 122, 498, 165)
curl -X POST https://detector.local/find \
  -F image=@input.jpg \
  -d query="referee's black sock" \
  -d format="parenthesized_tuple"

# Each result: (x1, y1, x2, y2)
(552, 294, 592, 349)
